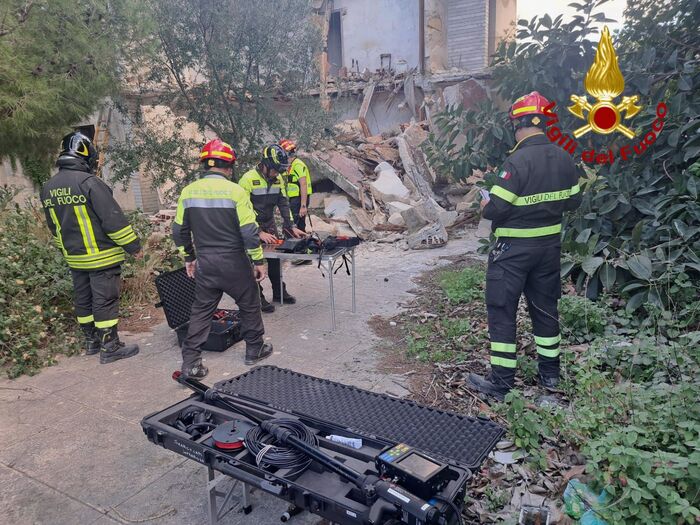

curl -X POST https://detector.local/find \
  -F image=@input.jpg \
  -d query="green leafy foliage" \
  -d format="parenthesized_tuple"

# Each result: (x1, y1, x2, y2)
(108, 0, 336, 192)
(0, 187, 79, 377)
(425, 0, 700, 323)
(558, 295, 609, 343)
(0, 0, 144, 182)
(439, 265, 486, 303)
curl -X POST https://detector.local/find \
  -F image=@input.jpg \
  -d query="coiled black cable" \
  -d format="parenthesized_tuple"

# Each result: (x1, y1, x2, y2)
(244, 418, 318, 476)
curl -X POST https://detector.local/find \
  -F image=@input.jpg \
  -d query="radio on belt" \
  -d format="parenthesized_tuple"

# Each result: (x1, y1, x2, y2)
(376, 443, 451, 499)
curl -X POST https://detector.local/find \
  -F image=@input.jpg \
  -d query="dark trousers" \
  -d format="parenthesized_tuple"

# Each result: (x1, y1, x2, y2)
(485, 239, 562, 386)
(261, 258, 293, 299)
(71, 266, 121, 329)
(289, 196, 307, 231)
(181, 250, 264, 369)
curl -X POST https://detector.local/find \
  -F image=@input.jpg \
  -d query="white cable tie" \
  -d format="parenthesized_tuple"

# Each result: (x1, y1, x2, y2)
(256, 444, 274, 466)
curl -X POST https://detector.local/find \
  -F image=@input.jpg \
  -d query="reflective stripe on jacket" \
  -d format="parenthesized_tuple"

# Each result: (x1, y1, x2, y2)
(238, 168, 294, 234)
(284, 157, 313, 198)
(172, 173, 263, 264)
(41, 158, 140, 271)
(483, 133, 582, 239)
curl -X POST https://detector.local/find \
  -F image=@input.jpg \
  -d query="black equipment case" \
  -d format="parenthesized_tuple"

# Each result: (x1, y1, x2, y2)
(142, 366, 504, 525)
(154, 267, 243, 352)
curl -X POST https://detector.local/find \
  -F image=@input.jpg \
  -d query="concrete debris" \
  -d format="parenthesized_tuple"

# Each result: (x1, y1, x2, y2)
(396, 135, 439, 200)
(324, 195, 352, 220)
(308, 214, 337, 237)
(307, 152, 362, 202)
(334, 119, 363, 142)
(438, 210, 459, 229)
(400, 205, 430, 233)
(377, 232, 405, 243)
(476, 218, 492, 238)
(370, 166, 411, 204)
(386, 201, 412, 215)
(442, 77, 489, 110)
(388, 212, 405, 226)
(346, 208, 375, 238)
(406, 222, 447, 250)
(308, 192, 329, 209)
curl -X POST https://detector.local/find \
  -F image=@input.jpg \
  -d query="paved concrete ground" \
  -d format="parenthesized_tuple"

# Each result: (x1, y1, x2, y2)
(0, 234, 479, 525)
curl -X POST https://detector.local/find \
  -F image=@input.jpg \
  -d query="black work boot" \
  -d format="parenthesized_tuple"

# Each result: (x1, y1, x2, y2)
(80, 323, 100, 356)
(97, 326, 139, 364)
(273, 284, 296, 304)
(538, 373, 561, 392)
(260, 292, 275, 313)
(182, 360, 208, 379)
(245, 343, 273, 365)
(467, 373, 512, 402)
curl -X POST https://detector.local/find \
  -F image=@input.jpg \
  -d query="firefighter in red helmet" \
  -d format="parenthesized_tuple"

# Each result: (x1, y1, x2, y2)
(172, 139, 272, 377)
(467, 92, 582, 401)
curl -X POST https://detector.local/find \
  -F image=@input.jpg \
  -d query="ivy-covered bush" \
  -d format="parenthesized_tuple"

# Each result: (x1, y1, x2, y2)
(424, 0, 700, 323)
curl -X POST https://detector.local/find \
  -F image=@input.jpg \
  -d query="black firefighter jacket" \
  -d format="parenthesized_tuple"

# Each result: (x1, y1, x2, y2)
(41, 157, 140, 271)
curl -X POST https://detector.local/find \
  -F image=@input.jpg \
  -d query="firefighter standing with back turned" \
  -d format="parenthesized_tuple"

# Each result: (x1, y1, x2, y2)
(238, 144, 306, 313)
(467, 92, 582, 401)
(41, 132, 141, 364)
(172, 139, 273, 378)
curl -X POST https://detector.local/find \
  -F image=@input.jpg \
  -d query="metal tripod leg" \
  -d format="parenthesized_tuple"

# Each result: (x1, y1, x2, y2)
(207, 466, 252, 525)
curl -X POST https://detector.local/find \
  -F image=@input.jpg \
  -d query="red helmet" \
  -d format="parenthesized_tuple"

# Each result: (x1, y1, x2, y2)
(279, 139, 297, 153)
(200, 139, 237, 164)
(509, 91, 551, 119)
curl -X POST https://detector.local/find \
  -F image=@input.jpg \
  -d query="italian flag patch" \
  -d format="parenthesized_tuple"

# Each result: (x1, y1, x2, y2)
(498, 169, 512, 180)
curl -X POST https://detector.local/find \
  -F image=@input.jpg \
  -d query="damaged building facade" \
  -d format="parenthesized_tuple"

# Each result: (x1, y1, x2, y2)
(301, 0, 515, 249)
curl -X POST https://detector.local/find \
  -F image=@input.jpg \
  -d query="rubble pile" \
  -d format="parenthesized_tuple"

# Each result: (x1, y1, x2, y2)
(304, 116, 483, 250)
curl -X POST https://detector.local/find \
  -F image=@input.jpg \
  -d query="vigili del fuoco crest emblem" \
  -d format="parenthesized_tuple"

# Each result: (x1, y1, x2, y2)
(568, 26, 642, 139)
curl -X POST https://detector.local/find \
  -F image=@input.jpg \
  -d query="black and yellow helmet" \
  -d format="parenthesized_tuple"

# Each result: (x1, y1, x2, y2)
(261, 143, 289, 173)
(59, 132, 99, 172)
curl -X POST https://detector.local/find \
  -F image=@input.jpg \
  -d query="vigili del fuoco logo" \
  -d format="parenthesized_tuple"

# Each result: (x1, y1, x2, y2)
(542, 26, 667, 165)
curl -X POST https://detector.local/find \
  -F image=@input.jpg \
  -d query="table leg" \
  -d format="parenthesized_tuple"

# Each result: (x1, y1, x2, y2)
(328, 259, 336, 331)
(279, 260, 284, 305)
(351, 248, 356, 313)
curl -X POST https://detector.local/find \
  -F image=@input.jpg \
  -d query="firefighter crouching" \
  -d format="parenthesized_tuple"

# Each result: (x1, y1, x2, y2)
(172, 139, 272, 378)
(238, 144, 306, 313)
(41, 132, 141, 364)
(467, 92, 582, 401)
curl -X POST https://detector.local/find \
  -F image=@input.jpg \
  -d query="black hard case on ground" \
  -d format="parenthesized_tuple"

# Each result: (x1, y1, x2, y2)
(154, 267, 243, 352)
(142, 367, 504, 525)
(142, 391, 471, 525)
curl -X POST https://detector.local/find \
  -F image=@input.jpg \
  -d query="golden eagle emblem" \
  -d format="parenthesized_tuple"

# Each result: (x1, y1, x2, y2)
(568, 26, 642, 139)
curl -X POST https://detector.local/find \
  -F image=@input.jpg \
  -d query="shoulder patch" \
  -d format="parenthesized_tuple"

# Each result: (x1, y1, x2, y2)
(498, 169, 512, 180)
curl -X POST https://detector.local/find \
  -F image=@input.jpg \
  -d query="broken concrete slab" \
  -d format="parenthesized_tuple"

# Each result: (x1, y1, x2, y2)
(406, 222, 448, 250)
(396, 135, 439, 200)
(308, 152, 362, 202)
(401, 206, 430, 233)
(324, 195, 351, 220)
(370, 167, 411, 204)
(308, 192, 329, 209)
(388, 212, 405, 226)
(334, 119, 363, 142)
(438, 210, 459, 228)
(346, 208, 375, 238)
(386, 201, 412, 215)
(309, 214, 337, 237)
(442, 78, 489, 110)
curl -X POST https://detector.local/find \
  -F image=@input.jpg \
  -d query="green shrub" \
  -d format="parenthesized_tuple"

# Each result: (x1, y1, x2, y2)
(0, 194, 79, 377)
(500, 337, 700, 524)
(559, 295, 609, 343)
(439, 266, 485, 304)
